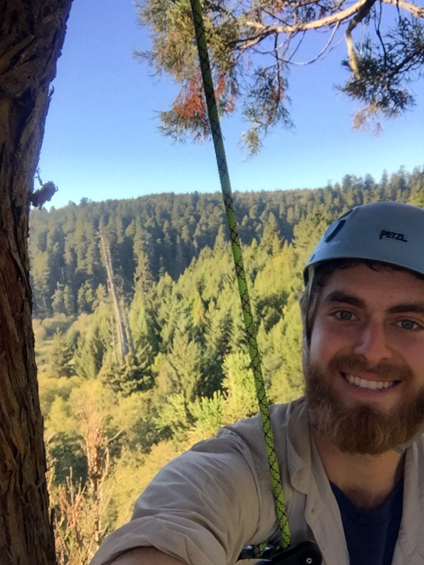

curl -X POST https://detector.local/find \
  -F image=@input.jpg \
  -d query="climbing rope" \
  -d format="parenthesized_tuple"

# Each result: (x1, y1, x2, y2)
(189, 0, 291, 550)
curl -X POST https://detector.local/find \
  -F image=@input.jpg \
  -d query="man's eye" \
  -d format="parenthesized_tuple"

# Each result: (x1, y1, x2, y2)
(335, 310, 355, 321)
(397, 319, 420, 331)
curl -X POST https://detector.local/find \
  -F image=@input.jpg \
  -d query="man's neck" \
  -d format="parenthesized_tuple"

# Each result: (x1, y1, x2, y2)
(313, 430, 405, 512)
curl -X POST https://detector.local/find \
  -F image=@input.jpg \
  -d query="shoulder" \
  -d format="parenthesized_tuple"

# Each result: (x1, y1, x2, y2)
(226, 398, 305, 436)
(187, 397, 307, 487)
(191, 399, 303, 453)
(213, 397, 306, 459)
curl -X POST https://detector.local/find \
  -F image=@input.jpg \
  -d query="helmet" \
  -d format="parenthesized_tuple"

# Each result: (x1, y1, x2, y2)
(304, 202, 424, 283)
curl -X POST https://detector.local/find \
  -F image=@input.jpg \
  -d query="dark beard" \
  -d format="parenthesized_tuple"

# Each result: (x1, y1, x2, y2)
(304, 353, 424, 454)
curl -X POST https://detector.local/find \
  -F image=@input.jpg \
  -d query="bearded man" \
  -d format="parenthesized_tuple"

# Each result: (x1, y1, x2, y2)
(91, 202, 424, 565)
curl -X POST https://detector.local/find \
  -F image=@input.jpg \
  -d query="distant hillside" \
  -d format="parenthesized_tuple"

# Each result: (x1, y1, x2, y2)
(29, 167, 423, 318)
(36, 165, 424, 553)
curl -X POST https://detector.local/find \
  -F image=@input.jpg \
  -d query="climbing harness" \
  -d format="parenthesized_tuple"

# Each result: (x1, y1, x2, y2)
(188, 2, 321, 563)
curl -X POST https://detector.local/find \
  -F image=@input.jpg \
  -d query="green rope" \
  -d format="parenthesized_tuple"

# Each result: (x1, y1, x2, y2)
(189, 0, 291, 550)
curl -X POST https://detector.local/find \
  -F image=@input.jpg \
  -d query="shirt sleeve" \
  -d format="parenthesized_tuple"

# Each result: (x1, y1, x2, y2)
(90, 428, 275, 565)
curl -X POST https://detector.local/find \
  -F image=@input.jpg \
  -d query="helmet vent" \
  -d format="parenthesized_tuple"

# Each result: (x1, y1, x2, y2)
(324, 219, 346, 243)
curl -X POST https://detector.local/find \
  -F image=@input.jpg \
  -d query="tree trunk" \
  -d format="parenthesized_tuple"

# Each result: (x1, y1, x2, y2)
(0, 1, 73, 564)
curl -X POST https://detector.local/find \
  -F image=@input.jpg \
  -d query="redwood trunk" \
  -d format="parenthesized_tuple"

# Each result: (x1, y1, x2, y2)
(0, 1, 73, 564)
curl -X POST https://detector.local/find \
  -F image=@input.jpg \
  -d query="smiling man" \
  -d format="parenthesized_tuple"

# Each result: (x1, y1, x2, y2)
(91, 202, 424, 565)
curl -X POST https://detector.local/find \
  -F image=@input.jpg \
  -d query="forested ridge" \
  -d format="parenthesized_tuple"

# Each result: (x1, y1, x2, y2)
(30, 168, 423, 318)
(32, 167, 424, 563)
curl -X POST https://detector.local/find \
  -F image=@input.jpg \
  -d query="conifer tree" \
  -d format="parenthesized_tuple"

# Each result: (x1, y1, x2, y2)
(48, 330, 73, 379)
(32, 251, 53, 316)
(409, 171, 424, 207)
(137, 0, 424, 154)
(100, 352, 154, 397)
(260, 212, 282, 255)
(133, 218, 155, 300)
(63, 284, 75, 316)
(167, 315, 204, 402)
(51, 283, 66, 314)
(77, 280, 96, 314)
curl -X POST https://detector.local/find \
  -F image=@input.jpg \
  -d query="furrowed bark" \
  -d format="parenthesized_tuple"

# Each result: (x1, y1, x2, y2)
(0, 1, 73, 564)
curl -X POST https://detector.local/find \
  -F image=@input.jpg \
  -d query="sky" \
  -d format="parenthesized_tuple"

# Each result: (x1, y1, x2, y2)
(38, 0, 424, 210)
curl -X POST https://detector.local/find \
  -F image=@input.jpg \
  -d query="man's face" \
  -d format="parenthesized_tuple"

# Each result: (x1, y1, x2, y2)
(304, 263, 424, 454)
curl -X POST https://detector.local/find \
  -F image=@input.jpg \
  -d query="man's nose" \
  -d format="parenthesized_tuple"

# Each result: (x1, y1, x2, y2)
(353, 320, 392, 365)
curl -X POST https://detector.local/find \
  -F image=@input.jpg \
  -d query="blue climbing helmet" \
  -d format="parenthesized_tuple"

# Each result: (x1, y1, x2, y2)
(304, 202, 424, 283)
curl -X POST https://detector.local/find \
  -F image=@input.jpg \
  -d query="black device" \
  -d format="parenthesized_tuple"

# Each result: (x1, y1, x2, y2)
(240, 541, 322, 565)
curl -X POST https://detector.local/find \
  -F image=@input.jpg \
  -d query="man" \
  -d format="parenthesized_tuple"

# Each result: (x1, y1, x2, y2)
(91, 202, 424, 565)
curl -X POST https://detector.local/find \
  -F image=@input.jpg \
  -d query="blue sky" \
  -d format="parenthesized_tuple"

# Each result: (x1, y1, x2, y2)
(38, 0, 424, 210)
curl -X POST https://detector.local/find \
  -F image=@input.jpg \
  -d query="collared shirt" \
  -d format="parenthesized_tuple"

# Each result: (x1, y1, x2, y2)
(90, 397, 424, 565)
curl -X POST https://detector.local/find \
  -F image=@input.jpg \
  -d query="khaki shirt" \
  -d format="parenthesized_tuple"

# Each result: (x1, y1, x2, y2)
(90, 397, 424, 565)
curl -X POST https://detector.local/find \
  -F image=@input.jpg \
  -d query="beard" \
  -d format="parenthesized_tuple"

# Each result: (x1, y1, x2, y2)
(304, 352, 424, 454)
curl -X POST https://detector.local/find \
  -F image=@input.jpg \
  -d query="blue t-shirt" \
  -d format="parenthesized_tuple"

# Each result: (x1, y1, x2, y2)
(331, 481, 403, 565)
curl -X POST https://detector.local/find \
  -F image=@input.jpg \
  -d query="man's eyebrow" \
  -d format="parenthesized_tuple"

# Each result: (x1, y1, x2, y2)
(389, 303, 424, 315)
(323, 291, 365, 308)
(323, 291, 424, 314)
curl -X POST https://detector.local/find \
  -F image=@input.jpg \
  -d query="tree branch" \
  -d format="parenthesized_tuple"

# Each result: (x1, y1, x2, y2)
(244, 0, 372, 34)
(375, 1, 388, 66)
(345, 0, 379, 77)
(381, 0, 424, 18)
(291, 22, 341, 65)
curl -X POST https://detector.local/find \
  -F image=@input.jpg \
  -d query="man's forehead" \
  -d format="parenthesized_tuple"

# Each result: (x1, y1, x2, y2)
(318, 263, 424, 307)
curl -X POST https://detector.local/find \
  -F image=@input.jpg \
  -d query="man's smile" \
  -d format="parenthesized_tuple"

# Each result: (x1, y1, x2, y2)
(342, 372, 399, 391)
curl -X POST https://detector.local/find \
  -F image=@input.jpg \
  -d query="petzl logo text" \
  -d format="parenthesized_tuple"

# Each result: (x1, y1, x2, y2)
(379, 230, 408, 242)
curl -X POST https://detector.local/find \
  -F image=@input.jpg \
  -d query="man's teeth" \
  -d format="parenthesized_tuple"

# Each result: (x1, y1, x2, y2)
(344, 374, 396, 390)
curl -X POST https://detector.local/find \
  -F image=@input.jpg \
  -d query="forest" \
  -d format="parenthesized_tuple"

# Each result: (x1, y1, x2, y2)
(31, 167, 424, 563)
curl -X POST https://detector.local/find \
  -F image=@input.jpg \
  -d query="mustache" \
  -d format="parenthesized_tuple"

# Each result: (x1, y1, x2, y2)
(327, 353, 413, 382)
